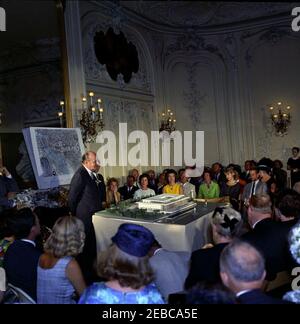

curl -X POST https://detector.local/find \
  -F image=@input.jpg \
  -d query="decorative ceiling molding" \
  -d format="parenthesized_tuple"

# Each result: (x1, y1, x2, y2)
(99, 1, 298, 34)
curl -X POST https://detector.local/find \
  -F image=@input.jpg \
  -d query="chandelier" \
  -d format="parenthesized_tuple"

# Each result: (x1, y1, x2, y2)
(269, 102, 291, 136)
(159, 107, 176, 133)
(80, 91, 105, 144)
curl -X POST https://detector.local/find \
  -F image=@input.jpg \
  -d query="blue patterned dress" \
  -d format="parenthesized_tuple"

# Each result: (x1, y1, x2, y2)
(78, 282, 165, 304)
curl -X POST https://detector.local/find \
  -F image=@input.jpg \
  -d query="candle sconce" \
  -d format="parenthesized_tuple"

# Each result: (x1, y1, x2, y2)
(79, 91, 105, 144)
(57, 100, 65, 127)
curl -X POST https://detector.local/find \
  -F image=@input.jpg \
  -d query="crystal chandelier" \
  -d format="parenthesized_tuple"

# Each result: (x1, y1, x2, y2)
(80, 91, 105, 144)
(269, 102, 291, 136)
(159, 107, 176, 133)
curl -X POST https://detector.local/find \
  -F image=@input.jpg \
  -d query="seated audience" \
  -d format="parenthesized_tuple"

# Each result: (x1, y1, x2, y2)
(242, 194, 291, 281)
(185, 207, 243, 289)
(163, 169, 183, 195)
(212, 162, 226, 186)
(198, 170, 220, 200)
(118, 175, 138, 200)
(37, 215, 86, 304)
(79, 223, 164, 304)
(275, 189, 300, 226)
(258, 164, 276, 194)
(186, 282, 236, 304)
(133, 174, 156, 200)
(105, 177, 121, 208)
(220, 167, 241, 210)
(240, 160, 253, 183)
(157, 173, 166, 195)
(220, 239, 290, 304)
(129, 168, 140, 188)
(148, 239, 190, 301)
(283, 221, 300, 303)
(147, 170, 158, 193)
(4, 208, 41, 301)
(0, 267, 5, 303)
(178, 169, 196, 198)
(0, 166, 19, 211)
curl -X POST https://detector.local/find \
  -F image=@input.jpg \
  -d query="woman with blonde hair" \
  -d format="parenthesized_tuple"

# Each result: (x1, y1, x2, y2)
(106, 177, 121, 208)
(37, 215, 86, 304)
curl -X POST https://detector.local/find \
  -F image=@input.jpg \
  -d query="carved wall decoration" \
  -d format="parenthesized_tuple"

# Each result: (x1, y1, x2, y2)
(83, 20, 152, 93)
(182, 62, 208, 129)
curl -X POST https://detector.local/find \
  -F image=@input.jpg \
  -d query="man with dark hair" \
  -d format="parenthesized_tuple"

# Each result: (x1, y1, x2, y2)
(118, 175, 138, 200)
(68, 151, 106, 284)
(3, 208, 41, 301)
(242, 194, 291, 281)
(212, 162, 226, 186)
(276, 189, 300, 226)
(220, 240, 288, 304)
(240, 160, 252, 183)
(287, 147, 300, 187)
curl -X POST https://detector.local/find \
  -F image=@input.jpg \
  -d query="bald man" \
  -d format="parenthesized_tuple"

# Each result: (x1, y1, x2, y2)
(68, 151, 106, 283)
(220, 240, 289, 304)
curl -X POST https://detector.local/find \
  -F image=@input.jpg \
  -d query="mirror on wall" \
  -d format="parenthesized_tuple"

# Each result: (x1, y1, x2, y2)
(0, 0, 66, 188)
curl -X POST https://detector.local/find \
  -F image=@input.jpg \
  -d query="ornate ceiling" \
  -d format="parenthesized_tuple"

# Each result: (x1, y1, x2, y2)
(119, 1, 298, 28)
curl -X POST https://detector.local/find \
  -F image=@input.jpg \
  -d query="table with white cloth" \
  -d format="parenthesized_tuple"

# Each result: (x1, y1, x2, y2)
(93, 202, 227, 253)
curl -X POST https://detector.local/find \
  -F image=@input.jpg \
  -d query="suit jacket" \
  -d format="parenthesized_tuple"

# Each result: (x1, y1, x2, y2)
(242, 218, 291, 281)
(237, 289, 291, 304)
(68, 166, 106, 228)
(242, 181, 268, 201)
(0, 176, 19, 208)
(118, 185, 138, 200)
(4, 240, 41, 301)
(150, 249, 190, 301)
(185, 243, 228, 289)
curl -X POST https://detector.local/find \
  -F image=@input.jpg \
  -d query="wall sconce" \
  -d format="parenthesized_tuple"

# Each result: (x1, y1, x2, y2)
(269, 102, 291, 136)
(57, 100, 65, 127)
(79, 91, 105, 144)
(159, 107, 176, 133)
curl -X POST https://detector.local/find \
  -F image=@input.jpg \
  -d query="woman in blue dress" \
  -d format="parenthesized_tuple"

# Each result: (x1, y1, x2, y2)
(79, 223, 164, 304)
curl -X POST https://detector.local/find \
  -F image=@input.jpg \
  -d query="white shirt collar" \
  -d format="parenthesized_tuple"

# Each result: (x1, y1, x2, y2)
(252, 218, 265, 229)
(21, 239, 36, 247)
(153, 248, 163, 256)
(236, 289, 251, 297)
(83, 164, 93, 176)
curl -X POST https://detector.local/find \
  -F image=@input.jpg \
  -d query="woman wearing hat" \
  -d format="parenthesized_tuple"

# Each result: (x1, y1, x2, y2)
(78, 224, 164, 304)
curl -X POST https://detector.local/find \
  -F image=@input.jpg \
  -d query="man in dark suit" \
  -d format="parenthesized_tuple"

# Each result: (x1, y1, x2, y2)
(0, 166, 19, 211)
(241, 167, 267, 220)
(212, 162, 226, 186)
(118, 175, 138, 200)
(4, 208, 41, 301)
(220, 239, 289, 304)
(68, 151, 106, 283)
(242, 194, 291, 281)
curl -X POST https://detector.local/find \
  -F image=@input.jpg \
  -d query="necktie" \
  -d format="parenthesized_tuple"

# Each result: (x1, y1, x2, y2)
(250, 182, 255, 197)
(91, 173, 98, 184)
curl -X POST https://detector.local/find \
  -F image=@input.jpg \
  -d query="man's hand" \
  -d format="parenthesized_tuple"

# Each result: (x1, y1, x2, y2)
(0, 167, 11, 177)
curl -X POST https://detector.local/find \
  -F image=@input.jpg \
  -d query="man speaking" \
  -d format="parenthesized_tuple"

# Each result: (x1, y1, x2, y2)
(68, 151, 106, 283)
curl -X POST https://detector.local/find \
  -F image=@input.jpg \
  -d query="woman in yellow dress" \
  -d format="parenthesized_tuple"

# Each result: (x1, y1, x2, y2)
(163, 169, 183, 195)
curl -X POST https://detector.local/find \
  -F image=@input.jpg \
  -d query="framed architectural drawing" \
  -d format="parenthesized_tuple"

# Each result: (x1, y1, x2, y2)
(23, 127, 85, 189)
